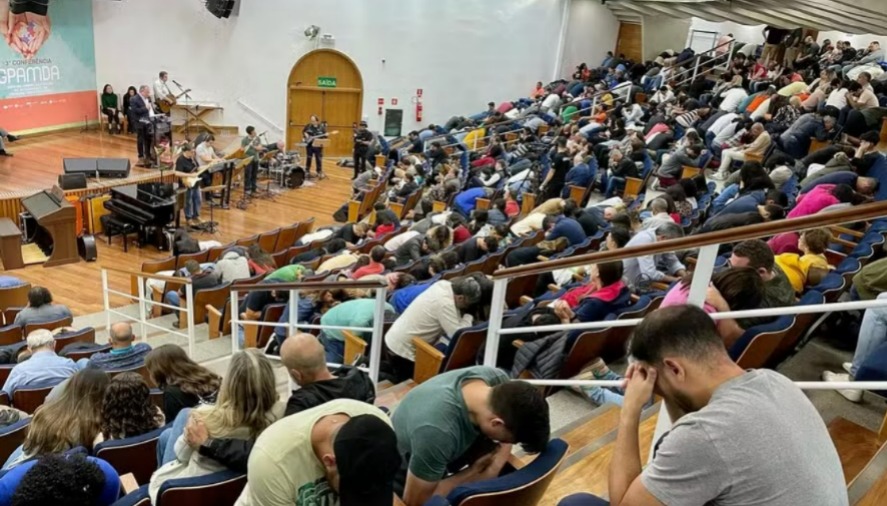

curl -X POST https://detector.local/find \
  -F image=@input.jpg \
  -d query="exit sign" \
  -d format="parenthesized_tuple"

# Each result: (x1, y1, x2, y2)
(317, 77, 337, 88)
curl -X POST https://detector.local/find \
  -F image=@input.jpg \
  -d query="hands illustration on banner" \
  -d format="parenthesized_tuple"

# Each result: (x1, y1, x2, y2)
(0, 2, 51, 60)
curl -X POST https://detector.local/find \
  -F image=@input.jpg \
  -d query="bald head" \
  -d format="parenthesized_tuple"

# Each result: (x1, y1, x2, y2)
(109, 322, 134, 346)
(281, 333, 329, 385)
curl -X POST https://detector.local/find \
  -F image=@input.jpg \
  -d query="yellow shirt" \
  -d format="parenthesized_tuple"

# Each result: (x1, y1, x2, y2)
(775, 253, 830, 293)
(462, 128, 486, 149)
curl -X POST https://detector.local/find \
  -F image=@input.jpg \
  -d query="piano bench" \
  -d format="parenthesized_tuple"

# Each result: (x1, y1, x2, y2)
(101, 216, 140, 253)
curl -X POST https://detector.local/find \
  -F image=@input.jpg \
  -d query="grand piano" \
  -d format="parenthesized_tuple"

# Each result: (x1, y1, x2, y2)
(104, 183, 177, 251)
(21, 185, 79, 267)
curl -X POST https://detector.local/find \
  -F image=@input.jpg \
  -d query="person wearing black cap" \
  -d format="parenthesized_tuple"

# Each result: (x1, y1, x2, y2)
(235, 399, 400, 506)
(392, 366, 550, 506)
(353, 121, 374, 180)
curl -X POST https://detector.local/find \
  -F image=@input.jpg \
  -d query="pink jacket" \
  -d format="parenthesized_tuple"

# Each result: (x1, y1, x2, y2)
(787, 184, 838, 219)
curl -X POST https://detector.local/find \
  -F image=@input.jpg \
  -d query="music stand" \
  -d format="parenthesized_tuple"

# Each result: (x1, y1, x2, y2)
(200, 184, 226, 234)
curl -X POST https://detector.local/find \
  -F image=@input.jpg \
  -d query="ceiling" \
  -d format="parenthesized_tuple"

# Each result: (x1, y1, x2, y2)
(605, 0, 887, 35)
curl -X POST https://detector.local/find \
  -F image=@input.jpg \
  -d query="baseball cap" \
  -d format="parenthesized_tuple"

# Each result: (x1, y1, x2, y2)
(334, 415, 402, 506)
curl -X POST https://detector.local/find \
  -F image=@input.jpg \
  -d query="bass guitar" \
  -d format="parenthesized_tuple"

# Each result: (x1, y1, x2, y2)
(303, 130, 339, 145)
(173, 159, 227, 188)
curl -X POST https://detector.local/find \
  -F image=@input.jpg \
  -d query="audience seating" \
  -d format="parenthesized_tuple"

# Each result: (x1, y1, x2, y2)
(66, 344, 112, 361)
(243, 303, 285, 349)
(94, 424, 167, 485)
(108, 364, 155, 387)
(389, 189, 423, 220)
(425, 438, 568, 506)
(23, 316, 73, 335)
(174, 250, 210, 270)
(1, 308, 20, 328)
(0, 365, 12, 388)
(257, 228, 280, 253)
(0, 325, 22, 346)
(111, 486, 151, 506)
(0, 283, 30, 321)
(134, 257, 177, 296)
(348, 180, 385, 223)
(413, 322, 489, 384)
(768, 290, 825, 367)
(206, 274, 266, 339)
(12, 385, 55, 414)
(177, 282, 232, 329)
(206, 244, 233, 263)
(55, 327, 97, 349)
(155, 469, 247, 506)
(235, 234, 259, 248)
(342, 330, 367, 366)
(274, 224, 299, 252)
(731, 314, 797, 369)
(0, 418, 29, 466)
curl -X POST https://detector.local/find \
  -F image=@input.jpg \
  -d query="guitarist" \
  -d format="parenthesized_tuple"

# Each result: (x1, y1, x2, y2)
(196, 135, 225, 206)
(154, 71, 174, 111)
(302, 115, 327, 179)
(352, 120, 374, 180)
(241, 126, 265, 194)
(176, 144, 203, 226)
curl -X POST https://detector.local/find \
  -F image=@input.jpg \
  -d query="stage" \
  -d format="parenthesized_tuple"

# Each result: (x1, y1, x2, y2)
(0, 130, 352, 315)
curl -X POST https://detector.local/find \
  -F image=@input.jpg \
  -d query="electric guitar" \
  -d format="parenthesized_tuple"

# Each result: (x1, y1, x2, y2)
(174, 159, 227, 188)
(158, 89, 192, 114)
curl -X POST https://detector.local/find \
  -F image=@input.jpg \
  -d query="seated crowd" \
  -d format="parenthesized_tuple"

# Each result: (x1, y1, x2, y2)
(2, 33, 885, 505)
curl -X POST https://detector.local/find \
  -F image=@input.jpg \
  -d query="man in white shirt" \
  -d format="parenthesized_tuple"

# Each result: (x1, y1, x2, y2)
(718, 87, 748, 113)
(706, 112, 738, 152)
(195, 135, 221, 167)
(153, 71, 173, 109)
(540, 93, 562, 114)
(384, 277, 480, 382)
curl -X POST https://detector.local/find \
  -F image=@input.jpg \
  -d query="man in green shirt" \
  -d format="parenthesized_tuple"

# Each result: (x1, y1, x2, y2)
(319, 298, 395, 363)
(391, 366, 550, 506)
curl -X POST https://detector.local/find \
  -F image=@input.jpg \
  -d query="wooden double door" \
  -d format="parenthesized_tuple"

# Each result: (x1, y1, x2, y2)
(287, 49, 364, 157)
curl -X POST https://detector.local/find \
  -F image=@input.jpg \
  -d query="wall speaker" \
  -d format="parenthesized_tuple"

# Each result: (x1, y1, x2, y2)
(58, 173, 88, 190)
(206, 0, 235, 19)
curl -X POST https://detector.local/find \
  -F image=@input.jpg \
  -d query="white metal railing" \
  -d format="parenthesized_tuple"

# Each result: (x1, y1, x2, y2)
(100, 268, 197, 357)
(229, 282, 388, 383)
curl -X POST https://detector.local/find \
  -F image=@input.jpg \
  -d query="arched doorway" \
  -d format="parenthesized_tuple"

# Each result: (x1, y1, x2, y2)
(286, 49, 363, 157)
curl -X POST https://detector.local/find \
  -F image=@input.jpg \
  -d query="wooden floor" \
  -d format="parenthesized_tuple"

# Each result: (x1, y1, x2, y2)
(1, 131, 353, 315)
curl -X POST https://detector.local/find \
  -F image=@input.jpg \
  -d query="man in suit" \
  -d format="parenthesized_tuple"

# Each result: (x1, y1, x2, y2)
(128, 85, 156, 166)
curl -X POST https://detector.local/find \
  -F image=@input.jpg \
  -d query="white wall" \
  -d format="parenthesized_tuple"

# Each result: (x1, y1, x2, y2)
(815, 30, 887, 50)
(643, 16, 691, 60)
(92, 0, 567, 136)
(560, 0, 619, 76)
(688, 18, 765, 48)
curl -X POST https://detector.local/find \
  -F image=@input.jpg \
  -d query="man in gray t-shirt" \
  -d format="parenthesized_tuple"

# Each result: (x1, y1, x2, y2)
(607, 305, 847, 506)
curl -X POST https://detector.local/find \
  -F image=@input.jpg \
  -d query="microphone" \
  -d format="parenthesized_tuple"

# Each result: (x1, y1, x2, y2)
(172, 80, 182, 86)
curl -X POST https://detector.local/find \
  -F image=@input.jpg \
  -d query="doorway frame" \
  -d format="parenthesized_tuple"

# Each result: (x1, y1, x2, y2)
(285, 48, 364, 154)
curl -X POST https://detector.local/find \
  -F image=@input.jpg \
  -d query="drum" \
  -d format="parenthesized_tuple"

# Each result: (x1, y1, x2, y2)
(286, 165, 306, 188)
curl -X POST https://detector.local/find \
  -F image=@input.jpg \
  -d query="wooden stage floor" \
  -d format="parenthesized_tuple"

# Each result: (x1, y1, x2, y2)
(0, 131, 351, 315)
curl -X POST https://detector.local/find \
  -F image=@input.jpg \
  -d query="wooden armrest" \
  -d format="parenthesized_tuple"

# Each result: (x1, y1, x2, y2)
(151, 285, 165, 318)
(507, 453, 526, 471)
(412, 337, 445, 384)
(548, 283, 560, 292)
(343, 330, 368, 366)
(536, 255, 550, 262)
(832, 226, 865, 239)
(393, 495, 408, 506)
(389, 201, 405, 218)
(651, 282, 670, 291)
(207, 305, 222, 340)
(572, 272, 585, 282)
(432, 200, 448, 213)
(833, 236, 857, 249)
(476, 198, 491, 211)
(120, 473, 139, 495)
(685, 256, 697, 266)
(0, 392, 9, 406)
(519, 295, 533, 306)
(568, 185, 586, 206)
(513, 339, 526, 348)
(243, 321, 259, 348)
(348, 200, 361, 223)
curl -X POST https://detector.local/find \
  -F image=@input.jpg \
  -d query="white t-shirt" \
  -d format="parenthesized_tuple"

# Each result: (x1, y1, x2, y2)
(719, 88, 749, 113)
(384, 280, 473, 360)
(541, 94, 562, 112)
(235, 399, 390, 506)
(708, 113, 738, 139)
(825, 88, 849, 109)
(196, 142, 215, 167)
(384, 230, 420, 252)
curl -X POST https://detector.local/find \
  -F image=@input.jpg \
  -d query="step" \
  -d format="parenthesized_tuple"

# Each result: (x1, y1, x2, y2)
(538, 403, 660, 506)
(375, 380, 416, 412)
(516, 403, 622, 465)
(828, 417, 883, 483)
(850, 442, 887, 505)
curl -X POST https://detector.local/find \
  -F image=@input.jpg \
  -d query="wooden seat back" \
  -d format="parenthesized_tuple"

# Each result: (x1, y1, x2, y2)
(257, 229, 280, 253)
(24, 316, 74, 335)
(0, 284, 30, 314)
(13, 386, 54, 414)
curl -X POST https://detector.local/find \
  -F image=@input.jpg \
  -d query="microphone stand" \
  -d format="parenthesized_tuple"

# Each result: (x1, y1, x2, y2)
(173, 80, 195, 141)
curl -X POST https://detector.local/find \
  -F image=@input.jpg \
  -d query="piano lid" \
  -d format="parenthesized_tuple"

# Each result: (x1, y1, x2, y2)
(111, 183, 176, 208)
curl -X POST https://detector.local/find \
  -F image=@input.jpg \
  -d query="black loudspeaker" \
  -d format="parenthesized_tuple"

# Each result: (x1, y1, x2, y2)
(97, 158, 131, 178)
(206, 0, 235, 18)
(63, 158, 98, 176)
(58, 173, 88, 190)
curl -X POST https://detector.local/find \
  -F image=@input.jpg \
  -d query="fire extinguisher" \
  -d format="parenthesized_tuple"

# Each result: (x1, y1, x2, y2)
(416, 101, 423, 122)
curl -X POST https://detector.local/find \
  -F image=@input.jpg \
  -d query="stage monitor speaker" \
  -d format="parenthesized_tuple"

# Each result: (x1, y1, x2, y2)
(97, 158, 131, 178)
(58, 173, 88, 190)
(206, 0, 235, 18)
(63, 158, 98, 176)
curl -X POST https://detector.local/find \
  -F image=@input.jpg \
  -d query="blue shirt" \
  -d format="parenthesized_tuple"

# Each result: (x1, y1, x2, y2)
(800, 171, 858, 194)
(0, 277, 23, 288)
(547, 216, 586, 246)
(2, 351, 78, 395)
(564, 163, 592, 189)
(0, 455, 119, 505)
(453, 188, 487, 216)
(713, 188, 766, 217)
(85, 343, 152, 371)
(392, 283, 434, 314)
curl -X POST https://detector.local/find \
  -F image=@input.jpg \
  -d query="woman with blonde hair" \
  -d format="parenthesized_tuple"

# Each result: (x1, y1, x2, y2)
(145, 344, 221, 421)
(3, 368, 110, 469)
(148, 349, 282, 502)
